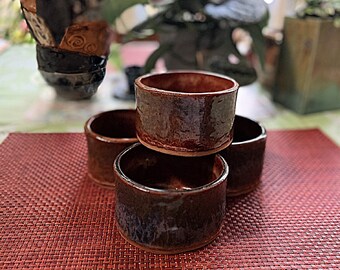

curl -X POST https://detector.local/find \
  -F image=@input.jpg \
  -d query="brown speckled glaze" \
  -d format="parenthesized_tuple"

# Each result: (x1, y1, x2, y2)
(135, 71, 239, 157)
(220, 115, 267, 196)
(113, 143, 228, 254)
(84, 110, 138, 188)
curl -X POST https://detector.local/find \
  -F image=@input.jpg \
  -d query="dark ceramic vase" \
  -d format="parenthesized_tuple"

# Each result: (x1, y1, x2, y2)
(21, 0, 110, 100)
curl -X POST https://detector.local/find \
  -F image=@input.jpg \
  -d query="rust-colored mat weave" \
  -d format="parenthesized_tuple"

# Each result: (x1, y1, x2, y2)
(1, 130, 340, 269)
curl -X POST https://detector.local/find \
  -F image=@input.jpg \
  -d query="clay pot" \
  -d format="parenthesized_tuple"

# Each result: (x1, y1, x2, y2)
(113, 143, 228, 254)
(135, 70, 239, 157)
(220, 115, 267, 196)
(84, 110, 138, 188)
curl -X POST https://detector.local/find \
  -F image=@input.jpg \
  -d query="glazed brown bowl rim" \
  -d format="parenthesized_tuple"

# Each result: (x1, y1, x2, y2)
(135, 70, 239, 96)
(84, 109, 139, 144)
(232, 115, 267, 146)
(114, 142, 229, 194)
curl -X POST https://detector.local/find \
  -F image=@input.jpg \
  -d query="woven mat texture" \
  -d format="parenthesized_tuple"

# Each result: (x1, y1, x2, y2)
(1, 130, 339, 269)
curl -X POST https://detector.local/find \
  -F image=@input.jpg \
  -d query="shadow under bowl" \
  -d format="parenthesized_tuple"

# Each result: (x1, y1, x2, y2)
(84, 109, 138, 188)
(39, 68, 106, 100)
(135, 70, 239, 157)
(220, 115, 267, 197)
(36, 44, 107, 73)
(113, 143, 228, 254)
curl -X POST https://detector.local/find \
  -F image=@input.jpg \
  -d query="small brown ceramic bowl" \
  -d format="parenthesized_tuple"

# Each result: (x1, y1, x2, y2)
(220, 115, 267, 197)
(84, 110, 138, 188)
(113, 143, 228, 254)
(135, 70, 239, 157)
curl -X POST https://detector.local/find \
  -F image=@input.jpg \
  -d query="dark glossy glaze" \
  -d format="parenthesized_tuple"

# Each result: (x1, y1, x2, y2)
(39, 68, 106, 100)
(220, 115, 267, 196)
(84, 110, 138, 188)
(114, 143, 228, 254)
(135, 71, 239, 156)
(36, 44, 107, 73)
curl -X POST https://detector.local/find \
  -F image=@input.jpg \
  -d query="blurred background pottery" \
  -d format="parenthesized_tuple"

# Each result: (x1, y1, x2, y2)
(36, 44, 107, 73)
(220, 115, 267, 196)
(20, 5, 56, 47)
(59, 20, 111, 56)
(135, 70, 239, 157)
(84, 109, 138, 188)
(114, 143, 228, 254)
(39, 68, 106, 100)
(21, 0, 111, 100)
(112, 65, 145, 101)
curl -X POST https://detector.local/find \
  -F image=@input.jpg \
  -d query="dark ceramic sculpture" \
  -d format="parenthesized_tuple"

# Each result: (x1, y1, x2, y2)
(36, 43, 107, 100)
(39, 68, 106, 100)
(84, 110, 138, 187)
(220, 115, 267, 196)
(135, 71, 239, 156)
(21, 0, 110, 100)
(113, 143, 228, 254)
(36, 44, 107, 74)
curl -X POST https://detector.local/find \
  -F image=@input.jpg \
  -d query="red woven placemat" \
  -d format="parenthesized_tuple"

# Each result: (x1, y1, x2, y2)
(1, 130, 339, 269)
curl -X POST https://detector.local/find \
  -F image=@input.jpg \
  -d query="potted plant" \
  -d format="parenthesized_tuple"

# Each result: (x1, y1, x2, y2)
(103, 0, 269, 98)
(273, 0, 340, 114)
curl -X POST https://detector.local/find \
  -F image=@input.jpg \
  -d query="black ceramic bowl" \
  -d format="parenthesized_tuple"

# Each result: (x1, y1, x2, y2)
(220, 115, 267, 196)
(39, 68, 106, 100)
(36, 44, 107, 74)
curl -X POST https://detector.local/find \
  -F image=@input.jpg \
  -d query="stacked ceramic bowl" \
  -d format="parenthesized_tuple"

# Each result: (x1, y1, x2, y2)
(20, 0, 110, 99)
(84, 70, 267, 254)
(112, 71, 238, 253)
